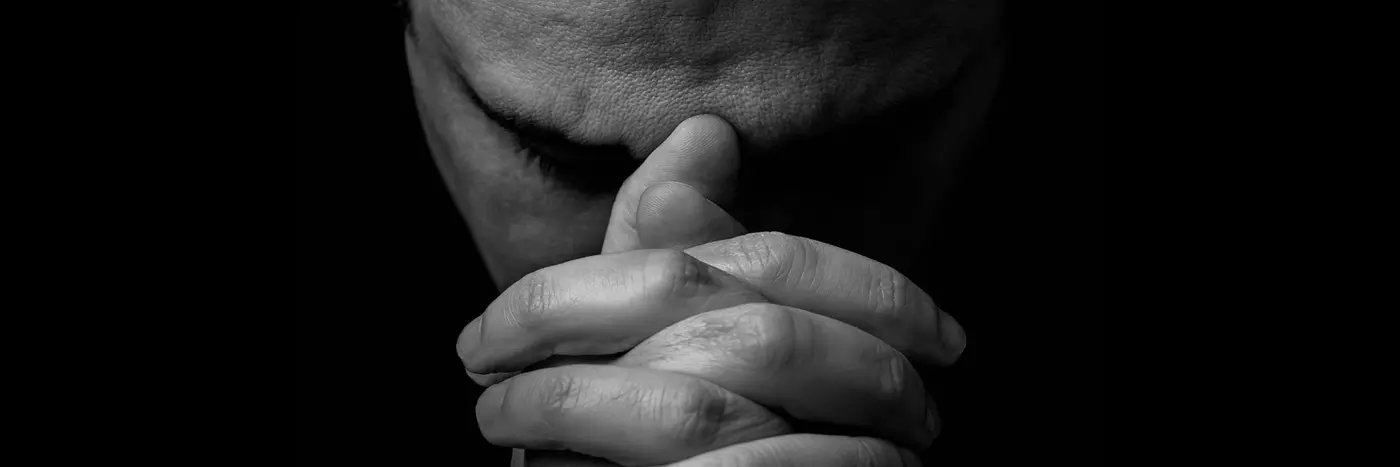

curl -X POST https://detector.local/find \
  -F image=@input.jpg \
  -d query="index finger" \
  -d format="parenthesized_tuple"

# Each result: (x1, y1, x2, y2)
(684, 232, 968, 366)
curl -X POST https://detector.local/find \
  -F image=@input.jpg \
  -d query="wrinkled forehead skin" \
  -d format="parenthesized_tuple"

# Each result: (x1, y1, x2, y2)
(426, 0, 1001, 154)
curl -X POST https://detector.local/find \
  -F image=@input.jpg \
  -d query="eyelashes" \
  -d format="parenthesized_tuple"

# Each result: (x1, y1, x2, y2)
(520, 144, 561, 178)
(453, 71, 637, 194)
(512, 135, 640, 196)
(446, 63, 637, 193)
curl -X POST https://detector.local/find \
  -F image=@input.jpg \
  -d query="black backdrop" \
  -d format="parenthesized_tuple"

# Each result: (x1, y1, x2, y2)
(297, 1, 1103, 464)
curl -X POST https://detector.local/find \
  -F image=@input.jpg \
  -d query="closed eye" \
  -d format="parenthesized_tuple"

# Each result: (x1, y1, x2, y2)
(516, 135, 639, 195)
(448, 66, 638, 195)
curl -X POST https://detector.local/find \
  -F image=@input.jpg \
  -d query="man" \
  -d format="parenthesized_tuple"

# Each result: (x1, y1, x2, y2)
(401, 0, 1005, 465)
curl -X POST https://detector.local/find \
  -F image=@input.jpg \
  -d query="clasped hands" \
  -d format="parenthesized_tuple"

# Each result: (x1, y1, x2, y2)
(458, 115, 967, 467)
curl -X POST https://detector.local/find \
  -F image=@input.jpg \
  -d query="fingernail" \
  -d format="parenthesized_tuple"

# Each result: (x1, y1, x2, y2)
(938, 310, 966, 355)
(925, 409, 939, 440)
(470, 371, 519, 387)
(683, 241, 725, 266)
(925, 395, 941, 442)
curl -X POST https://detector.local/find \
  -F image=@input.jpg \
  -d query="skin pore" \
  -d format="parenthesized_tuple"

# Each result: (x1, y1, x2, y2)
(403, 0, 1005, 290)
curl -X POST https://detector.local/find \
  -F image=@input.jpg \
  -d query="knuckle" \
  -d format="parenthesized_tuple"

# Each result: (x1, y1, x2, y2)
(645, 249, 707, 299)
(534, 371, 585, 425)
(852, 438, 880, 467)
(731, 304, 801, 371)
(733, 232, 804, 283)
(505, 271, 553, 330)
(869, 267, 911, 321)
(666, 380, 727, 449)
(869, 343, 909, 402)
(850, 438, 901, 467)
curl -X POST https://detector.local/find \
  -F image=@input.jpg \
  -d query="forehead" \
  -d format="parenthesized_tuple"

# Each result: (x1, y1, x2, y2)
(423, 0, 999, 154)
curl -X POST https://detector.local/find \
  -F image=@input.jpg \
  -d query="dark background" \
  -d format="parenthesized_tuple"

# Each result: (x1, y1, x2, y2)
(297, 1, 1102, 465)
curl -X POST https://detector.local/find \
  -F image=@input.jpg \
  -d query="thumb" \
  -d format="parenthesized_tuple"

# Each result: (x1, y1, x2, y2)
(636, 181, 746, 250)
(601, 114, 741, 254)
